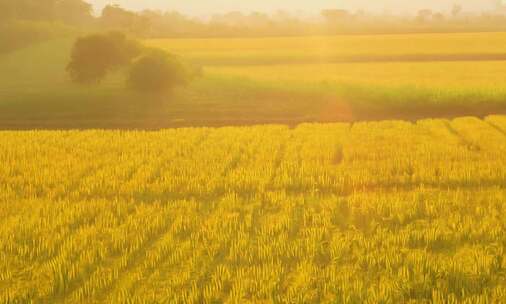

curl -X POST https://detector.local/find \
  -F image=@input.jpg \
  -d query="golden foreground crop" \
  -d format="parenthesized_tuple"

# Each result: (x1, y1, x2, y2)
(1, 116, 506, 303)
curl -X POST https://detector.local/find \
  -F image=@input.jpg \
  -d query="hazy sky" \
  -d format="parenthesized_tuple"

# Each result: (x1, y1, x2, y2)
(88, 0, 501, 16)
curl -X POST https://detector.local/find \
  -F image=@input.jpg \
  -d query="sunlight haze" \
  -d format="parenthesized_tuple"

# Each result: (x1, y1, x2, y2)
(88, 0, 500, 15)
(3, 0, 506, 302)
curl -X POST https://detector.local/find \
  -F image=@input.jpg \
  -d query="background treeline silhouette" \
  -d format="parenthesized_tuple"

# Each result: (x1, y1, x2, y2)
(4, 0, 506, 53)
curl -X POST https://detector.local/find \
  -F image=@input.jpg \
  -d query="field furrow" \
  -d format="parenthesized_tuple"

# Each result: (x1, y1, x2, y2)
(1, 115, 506, 303)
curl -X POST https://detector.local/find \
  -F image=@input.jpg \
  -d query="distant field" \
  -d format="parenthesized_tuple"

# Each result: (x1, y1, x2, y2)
(2, 33, 506, 128)
(1, 115, 506, 303)
(151, 33, 506, 106)
(147, 33, 506, 65)
(208, 61, 506, 88)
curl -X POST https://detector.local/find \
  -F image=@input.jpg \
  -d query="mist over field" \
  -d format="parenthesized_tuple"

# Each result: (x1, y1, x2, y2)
(88, 0, 500, 15)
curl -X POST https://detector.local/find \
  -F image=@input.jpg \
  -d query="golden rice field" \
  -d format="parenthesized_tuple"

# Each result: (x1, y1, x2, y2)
(147, 33, 506, 91)
(147, 33, 506, 65)
(206, 61, 506, 89)
(145, 33, 506, 121)
(1, 115, 506, 303)
(3, 33, 506, 129)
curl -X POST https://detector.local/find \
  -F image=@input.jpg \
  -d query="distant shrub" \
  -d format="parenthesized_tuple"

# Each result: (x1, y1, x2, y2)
(67, 31, 141, 84)
(128, 50, 189, 92)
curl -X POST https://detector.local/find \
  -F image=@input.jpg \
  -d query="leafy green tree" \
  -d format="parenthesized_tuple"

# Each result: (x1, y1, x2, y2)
(100, 5, 151, 37)
(54, 0, 93, 25)
(128, 50, 189, 92)
(67, 32, 141, 84)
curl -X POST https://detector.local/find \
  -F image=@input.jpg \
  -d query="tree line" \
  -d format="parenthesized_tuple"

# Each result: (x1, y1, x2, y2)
(0, 0, 93, 25)
(4, 0, 506, 41)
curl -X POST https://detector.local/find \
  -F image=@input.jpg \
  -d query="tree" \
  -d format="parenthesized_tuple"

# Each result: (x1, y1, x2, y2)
(100, 5, 151, 37)
(452, 4, 462, 18)
(321, 9, 350, 23)
(67, 32, 141, 84)
(13, 0, 54, 20)
(433, 12, 445, 22)
(0, 0, 92, 24)
(100, 5, 136, 28)
(128, 50, 188, 93)
(54, 0, 93, 25)
(248, 12, 271, 27)
(416, 9, 433, 23)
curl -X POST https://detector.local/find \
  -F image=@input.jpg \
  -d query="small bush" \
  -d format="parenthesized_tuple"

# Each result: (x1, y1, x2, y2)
(128, 50, 189, 93)
(67, 31, 141, 84)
